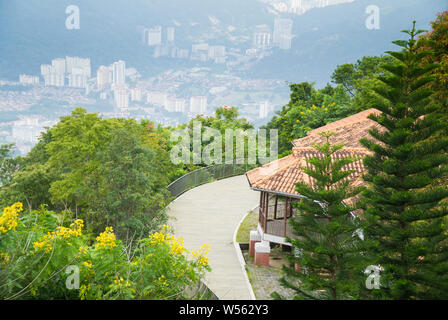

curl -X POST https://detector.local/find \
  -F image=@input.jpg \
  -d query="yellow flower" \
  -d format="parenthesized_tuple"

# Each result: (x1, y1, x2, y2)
(148, 232, 165, 245)
(82, 261, 92, 268)
(169, 236, 185, 255)
(0, 202, 23, 234)
(33, 219, 84, 253)
(192, 243, 210, 267)
(95, 227, 116, 250)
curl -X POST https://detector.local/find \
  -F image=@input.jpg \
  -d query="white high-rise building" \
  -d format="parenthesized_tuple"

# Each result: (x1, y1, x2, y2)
(189, 96, 207, 114)
(253, 25, 272, 49)
(111, 60, 126, 85)
(41, 64, 52, 77)
(113, 84, 129, 109)
(68, 67, 88, 88)
(259, 100, 274, 119)
(130, 88, 143, 102)
(66, 56, 91, 77)
(167, 27, 175, 43)
(41, 64, 64, 87)
(165, 97, 185, 113)
(273, 18, 293, 50)
(148, 26, 162, 46)
(51, 58, 66, 74)
(97, 65, 111, 90)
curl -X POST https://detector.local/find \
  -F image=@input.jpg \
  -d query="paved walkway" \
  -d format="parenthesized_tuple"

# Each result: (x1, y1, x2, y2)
(167, 175, 259, 300)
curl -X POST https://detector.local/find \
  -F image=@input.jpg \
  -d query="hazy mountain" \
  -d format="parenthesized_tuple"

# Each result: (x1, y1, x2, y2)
(0, 0, 446, 86)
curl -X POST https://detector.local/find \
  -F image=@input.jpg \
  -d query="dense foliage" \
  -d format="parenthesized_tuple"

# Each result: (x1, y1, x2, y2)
(264, 54, 393, 156)
(274, 133, 366, 300)
(0, 108, 185, 240)
(0, 202, 210, 300)
(359, 22, 448, 299)
(273, 16, 448, 300)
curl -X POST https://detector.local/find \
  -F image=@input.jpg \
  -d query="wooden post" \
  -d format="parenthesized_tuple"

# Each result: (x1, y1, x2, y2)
(264, 192, 268, 232)
(289, 198, 293, 218)
(274, 195, 278, 220)
(284, 198, 288, 237)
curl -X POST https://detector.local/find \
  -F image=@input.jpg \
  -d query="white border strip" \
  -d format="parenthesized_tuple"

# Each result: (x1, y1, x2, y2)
(232, 205, 258, 300)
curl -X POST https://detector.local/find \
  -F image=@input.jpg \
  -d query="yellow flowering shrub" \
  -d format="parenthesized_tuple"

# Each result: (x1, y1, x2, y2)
(33, 219, 84, 253)
(192, 243, 211, 267)
(95, 227, 116, 250)
(0, 202, 23, 234)
(0, 203, 210, 300)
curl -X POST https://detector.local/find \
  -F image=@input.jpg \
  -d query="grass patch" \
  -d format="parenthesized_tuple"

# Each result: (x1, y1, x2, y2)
(236, 210, 258, 243)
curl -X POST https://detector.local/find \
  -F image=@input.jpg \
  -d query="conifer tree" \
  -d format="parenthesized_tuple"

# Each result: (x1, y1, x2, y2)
(274, 132, 365, 300)
(360, 22, 448, 299)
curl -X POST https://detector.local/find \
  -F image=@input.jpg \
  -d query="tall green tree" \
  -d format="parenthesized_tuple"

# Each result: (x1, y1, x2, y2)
(360, 22, 448, 299)
(265, 82, 354, 155)
(95, 128, 170, 241)
(274, 132, 365, 300)
(419, 11, 448, 111)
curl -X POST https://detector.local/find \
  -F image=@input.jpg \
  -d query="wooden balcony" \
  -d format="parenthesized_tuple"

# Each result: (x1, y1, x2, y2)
(258, 192, 298, 240)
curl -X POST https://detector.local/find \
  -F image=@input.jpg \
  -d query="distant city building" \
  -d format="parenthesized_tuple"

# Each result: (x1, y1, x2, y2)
(41, 62, 63, 87)
(19, 75, 40, 85)
(66, 56, 91, 77)
(68, 67, 88, 88)
(253, 25, 272, 49)
(41, 64, 64, 87)
(189, 96, 207, 114)
(208, 46, 226, 63)
(111, 60, 126, 85)
(41, 56, 91, 88)
(146, 91, 168, 106)
(130, 88, 143, 102)
(259, 100, 274, 119)
(147, 26, 162, 46)
(273, 18, 293, 50)
(113, 84, 129, 109)
(167, 27, 175, 43)
(165, 96, 185, 113)
(97, 65, 111, 90)
(12, 117, 42, 144)
(52, 58, 66, 75)
(289, 0, 354, 15)
(192, 43, 209, 53)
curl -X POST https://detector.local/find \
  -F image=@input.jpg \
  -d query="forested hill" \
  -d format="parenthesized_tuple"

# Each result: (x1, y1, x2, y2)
(0, 0, 446, 86)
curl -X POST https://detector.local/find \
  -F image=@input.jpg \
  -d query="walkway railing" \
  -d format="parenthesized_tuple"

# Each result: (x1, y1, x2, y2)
(166, 159, 259, 300)
(168, 160, 258, 198)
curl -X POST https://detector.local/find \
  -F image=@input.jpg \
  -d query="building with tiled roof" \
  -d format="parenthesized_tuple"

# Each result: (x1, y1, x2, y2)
(245, 108, 381, 254)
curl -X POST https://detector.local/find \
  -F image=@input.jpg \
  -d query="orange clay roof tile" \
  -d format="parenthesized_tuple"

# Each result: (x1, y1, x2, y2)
(246, 108, 383, 199)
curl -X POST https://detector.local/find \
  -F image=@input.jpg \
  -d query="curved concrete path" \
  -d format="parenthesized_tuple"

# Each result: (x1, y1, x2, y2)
(167, 175, 259, 300)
